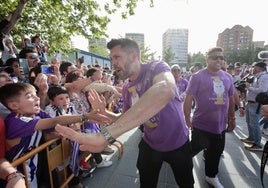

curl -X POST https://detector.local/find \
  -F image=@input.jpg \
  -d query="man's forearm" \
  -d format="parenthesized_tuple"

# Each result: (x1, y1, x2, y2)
(108, 80, 175, 139)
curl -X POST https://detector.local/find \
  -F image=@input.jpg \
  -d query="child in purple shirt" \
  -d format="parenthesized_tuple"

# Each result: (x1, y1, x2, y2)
(0, 83, 110, 187)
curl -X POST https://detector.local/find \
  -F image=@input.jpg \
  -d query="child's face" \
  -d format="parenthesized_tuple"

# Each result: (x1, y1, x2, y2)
(14, 88, 40, 116)
(51, 93, 70, 111)
(0, 71, 13, 87)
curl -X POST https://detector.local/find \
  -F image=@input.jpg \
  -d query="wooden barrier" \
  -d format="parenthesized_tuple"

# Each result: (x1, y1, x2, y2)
(10, 137, 124, 187)
(11, 137, 73, 188)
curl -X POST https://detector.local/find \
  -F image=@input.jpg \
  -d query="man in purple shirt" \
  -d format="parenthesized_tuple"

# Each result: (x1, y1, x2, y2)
(184, 47, 235, 188)
(55, 38, 194, 188)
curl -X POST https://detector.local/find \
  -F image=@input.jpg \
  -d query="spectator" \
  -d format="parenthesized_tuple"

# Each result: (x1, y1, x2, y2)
(45, 85, 88, 187)
(0, 82, 110, 187)
(5, 58, 27, 83)
(183, 47, 235, 188)
(65, 70, 113, 169)
(0, 66, 13, 119)
(31, 35, 50, 62)
(240, 62, 268, 151)
(59, 61, 77, 84)
(1, 35, 19, 64)
(170, 64, 188, 101)
(18, 47, 40, 69)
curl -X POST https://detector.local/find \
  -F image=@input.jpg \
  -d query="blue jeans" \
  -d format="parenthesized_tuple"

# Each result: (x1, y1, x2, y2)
(246, 103, 262, 147)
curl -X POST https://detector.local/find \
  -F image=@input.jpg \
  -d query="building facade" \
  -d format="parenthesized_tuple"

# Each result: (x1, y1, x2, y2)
(217, 25, 253, 50)
(162, 28, 188, 66)
(125, 33, 145, 48)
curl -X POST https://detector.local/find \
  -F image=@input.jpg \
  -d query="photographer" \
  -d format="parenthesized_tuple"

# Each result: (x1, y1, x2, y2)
(240, 62, 268, 151)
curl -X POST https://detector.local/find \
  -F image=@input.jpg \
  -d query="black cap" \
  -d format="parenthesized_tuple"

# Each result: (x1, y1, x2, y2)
(252, 62, 267, 70)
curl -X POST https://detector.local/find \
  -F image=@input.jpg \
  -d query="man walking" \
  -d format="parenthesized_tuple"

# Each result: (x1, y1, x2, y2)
(184, 47, 235, 188)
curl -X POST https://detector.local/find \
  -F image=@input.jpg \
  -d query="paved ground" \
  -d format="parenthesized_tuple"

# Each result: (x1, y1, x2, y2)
(82, 111, 268, 188)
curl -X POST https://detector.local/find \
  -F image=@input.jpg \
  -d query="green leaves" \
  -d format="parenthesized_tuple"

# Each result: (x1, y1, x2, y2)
(0, 0, 154, 56)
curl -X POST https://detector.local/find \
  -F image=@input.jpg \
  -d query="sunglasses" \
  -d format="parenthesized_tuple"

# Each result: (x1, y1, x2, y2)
(208, 55, 225, 61)
(29, 55, 38, 59)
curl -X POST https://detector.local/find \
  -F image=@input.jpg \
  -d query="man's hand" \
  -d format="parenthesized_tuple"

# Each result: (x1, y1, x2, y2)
(227, 119, 236, 132)
(55, 125, 108, 152)
(262, 105, 268, 119)
(185, 119, 193, 130)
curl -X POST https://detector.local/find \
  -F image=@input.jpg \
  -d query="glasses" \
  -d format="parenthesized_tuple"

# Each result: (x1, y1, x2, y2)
(208, 55, 225, 61)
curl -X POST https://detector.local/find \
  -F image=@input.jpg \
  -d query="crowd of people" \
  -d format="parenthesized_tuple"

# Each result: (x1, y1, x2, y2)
(0, 30, 124, 188)
(0, 34, 268, 188)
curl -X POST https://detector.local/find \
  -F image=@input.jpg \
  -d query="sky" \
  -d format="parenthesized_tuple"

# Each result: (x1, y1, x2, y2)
(105, 0, 268, 57)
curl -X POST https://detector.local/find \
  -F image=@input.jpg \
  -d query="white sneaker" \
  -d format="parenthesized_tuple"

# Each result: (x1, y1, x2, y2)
(205, 176, 224, 188)
(96, 160, 113, 168)
(262, 128, 268, 136)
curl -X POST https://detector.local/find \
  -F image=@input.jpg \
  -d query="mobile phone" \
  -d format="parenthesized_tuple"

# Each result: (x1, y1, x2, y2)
(41, 65, 54, 75)
(19, 58, 29, 74)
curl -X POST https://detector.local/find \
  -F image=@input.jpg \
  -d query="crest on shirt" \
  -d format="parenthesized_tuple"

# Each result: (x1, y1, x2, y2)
(212, 76, 225, 105)
(128, 86, 139, 105)
(19, 116, 33, 122)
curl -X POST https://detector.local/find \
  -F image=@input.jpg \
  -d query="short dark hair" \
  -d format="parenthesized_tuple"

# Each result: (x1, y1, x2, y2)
(0, 83, 35, 110)
(86, 67, 98, 78)
(5, 58, 18, 67)
(107, 38, 140, 60)
(65, 70, 82, 83)
(48, 85, 69, 100)
(19, 48, 36, 58)
(194, 62, 203, 70)
(59, 61, 73, 75)
(207, 47, 223, 57)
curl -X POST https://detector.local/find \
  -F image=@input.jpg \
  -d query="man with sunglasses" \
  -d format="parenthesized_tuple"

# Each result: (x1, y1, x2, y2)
(19, 48, 40, 69)
(184, 47, 235, 188)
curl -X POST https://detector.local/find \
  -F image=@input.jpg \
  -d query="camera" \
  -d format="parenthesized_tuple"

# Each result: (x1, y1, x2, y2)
(41, 65, 54, 75)
(234, 74, 255, 93)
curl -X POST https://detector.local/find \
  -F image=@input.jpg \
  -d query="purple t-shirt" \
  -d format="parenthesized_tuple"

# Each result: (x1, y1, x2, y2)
(186, 69, 234, 134)
(122, 61, 189, 152)
(5, 111, 51, 185)
(176, 77, 188, 94)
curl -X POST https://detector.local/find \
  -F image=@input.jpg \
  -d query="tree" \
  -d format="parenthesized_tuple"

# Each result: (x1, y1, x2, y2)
(224, 45, 264, 65)
(163, 48, 175, 65)
(140, 43, 156, 62)
(187, 52, 206, 69)
(0, 0, 154, 55)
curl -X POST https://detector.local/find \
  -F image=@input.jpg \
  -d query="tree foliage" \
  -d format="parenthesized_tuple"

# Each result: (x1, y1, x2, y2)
(187, 52, 206, 69)
(223, 46, 264, 65)
(0, 0, 154, 55)
(140, 43, 156, 62)
(89, 44, 109, 58)
(163, 48, 175, 65)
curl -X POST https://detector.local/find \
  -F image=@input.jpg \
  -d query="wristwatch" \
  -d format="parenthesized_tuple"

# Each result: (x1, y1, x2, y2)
(100, 126, 116, 144)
